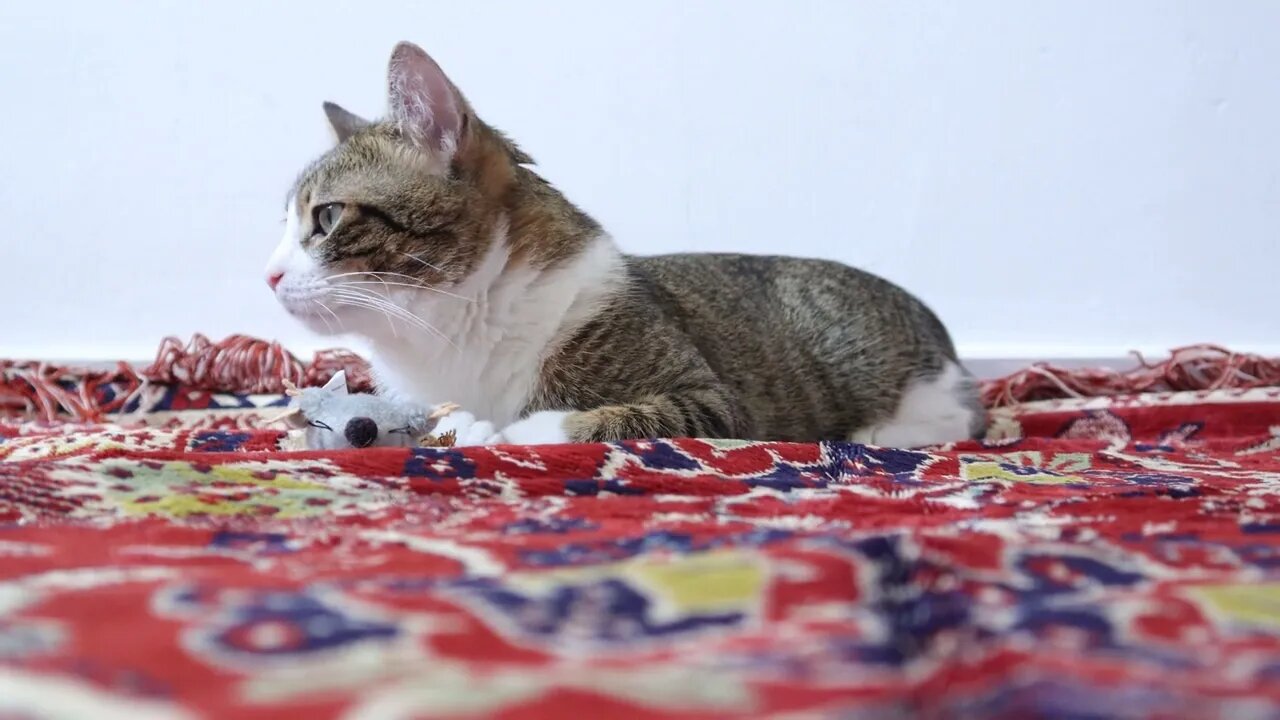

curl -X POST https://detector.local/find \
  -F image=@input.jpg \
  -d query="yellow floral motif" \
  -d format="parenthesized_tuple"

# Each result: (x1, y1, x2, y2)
(961, 452, 1093, 485)
(627, 551, 765, 617)
(97, 459, 352, 519)
(509, 550, 766, 618)
(1195, 583, 1280, 630)
(0, 427, 174, 462)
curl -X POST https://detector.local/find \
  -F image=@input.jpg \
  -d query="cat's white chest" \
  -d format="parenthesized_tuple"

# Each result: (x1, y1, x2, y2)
(367, 238, 622, 426)
(371, 328, 547, 426)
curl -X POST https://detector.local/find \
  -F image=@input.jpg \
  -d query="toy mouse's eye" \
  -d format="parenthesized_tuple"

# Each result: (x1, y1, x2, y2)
(308, 420, 333, 431)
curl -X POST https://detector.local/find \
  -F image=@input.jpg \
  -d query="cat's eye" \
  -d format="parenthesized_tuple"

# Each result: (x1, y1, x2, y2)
(388, 426, 412, 435)
(313, 203, 344, 235)
(307, 420, 333, 431)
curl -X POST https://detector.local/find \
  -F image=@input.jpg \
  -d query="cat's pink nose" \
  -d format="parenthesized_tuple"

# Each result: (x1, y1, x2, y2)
(267, 272, 284, 290)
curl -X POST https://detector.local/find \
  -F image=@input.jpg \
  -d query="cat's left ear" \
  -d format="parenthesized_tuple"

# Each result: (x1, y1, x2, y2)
(323, 101, 370, 143)
(386, 42, 467, 163)
(322, 370, 349, 395)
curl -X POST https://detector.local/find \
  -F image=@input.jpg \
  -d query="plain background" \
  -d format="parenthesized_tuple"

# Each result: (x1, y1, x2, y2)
(1, 1, 1277, 369)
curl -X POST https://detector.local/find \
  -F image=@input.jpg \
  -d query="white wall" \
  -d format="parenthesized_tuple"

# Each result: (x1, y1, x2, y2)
(1, 0, 1277, 367)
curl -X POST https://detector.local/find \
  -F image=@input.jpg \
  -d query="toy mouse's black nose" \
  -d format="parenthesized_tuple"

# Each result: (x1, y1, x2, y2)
(344, 417, 378, 448)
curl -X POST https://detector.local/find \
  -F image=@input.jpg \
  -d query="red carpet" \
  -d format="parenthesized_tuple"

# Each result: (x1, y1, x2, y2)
(1, 338, 1278, 719)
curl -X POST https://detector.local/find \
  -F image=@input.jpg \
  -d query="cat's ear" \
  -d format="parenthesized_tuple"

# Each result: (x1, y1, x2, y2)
(386, 42, 466, 162)
(323, 101, 370, 143)
(322, 370, 349, 395)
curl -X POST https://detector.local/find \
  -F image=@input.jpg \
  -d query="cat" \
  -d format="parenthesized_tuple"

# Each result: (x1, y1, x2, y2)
(265, 41, 985, 447)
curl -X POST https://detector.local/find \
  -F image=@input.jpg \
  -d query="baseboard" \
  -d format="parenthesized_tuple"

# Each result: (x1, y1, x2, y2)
(960, 343, 1280, 379)
(9, 353, 1137, 380)
(6, 344, 1277, 381)
(961, 357, 1132, 380)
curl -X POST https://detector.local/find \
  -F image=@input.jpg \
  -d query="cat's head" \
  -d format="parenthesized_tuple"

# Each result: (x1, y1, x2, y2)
(265, 42, 557, 339)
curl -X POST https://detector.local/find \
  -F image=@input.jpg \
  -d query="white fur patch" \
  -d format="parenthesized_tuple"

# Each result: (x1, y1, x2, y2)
(264, 199, 340, 335)
(849, 362, 977, 448)
(368, 226, 625, 429)
(265, 200, 306, 280)
(492, 410, 573, 446)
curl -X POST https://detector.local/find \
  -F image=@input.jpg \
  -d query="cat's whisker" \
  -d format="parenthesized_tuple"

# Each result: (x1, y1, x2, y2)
(314, 299, 340, 334)
(331, 294, 401, 339)
(331, 290, 402, 339)
(400, 251, 447, 274)
(325, 270, 429, 285)
(330, 282, 465, 344)
(373, 278, 409, 340)
(323, 271, 472, 302)
(329, 288, 456, 349)
(335, 283, 403, 315)
(374, 274, 394, 309)
(333, 280, 471, 302)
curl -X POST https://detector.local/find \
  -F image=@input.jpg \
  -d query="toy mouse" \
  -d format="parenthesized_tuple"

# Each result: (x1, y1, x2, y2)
(271, 371, 459, 450)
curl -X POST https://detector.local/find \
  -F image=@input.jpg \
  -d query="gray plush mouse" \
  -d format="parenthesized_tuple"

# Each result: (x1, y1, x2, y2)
(271, 371, 458, 450)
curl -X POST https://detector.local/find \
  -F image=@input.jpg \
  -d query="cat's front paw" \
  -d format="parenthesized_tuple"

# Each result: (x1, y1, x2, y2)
(490, 411, 573, 446)
(432, 410, 498, 447)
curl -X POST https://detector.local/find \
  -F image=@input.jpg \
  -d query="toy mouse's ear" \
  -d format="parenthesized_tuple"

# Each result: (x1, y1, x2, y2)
(266, 406, 308, 428)
(429, 402, 460, 420)
(322, 371, 349, 395)
(405, 408, 430, 432)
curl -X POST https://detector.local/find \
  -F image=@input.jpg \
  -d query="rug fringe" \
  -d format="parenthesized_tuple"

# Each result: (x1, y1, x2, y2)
(1, 334, 373, 421)
(3, 336, 1278, 420)
(142, 334, 373, 396)
(979, 344, 1280, 407)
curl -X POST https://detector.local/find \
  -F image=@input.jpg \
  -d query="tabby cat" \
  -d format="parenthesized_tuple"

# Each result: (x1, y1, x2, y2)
(265, 41, 984, 446)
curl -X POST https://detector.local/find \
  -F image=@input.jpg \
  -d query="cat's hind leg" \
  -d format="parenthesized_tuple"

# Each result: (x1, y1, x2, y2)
(848, 362, 984, 448)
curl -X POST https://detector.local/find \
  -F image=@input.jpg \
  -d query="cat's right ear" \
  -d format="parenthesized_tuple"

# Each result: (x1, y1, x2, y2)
(323, 101, 370, 143)
(386, 42, 466, 165)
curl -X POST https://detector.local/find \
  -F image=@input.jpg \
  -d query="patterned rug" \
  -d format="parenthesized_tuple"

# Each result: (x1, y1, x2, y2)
(2, 345, 1279, 718)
